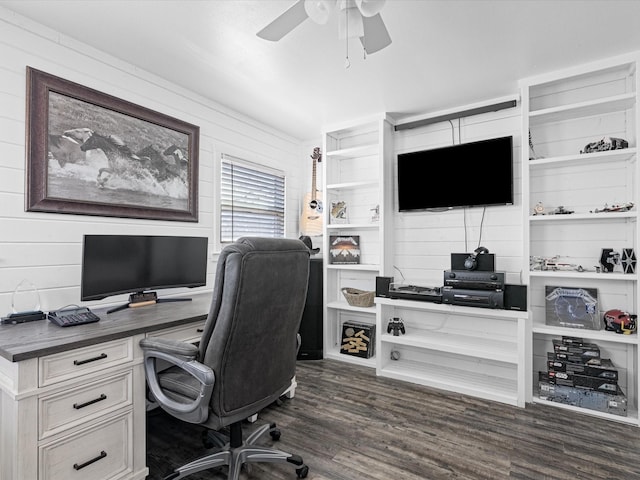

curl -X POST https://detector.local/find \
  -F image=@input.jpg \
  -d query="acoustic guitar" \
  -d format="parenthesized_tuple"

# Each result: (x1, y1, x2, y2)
(300, 147, 323, 236)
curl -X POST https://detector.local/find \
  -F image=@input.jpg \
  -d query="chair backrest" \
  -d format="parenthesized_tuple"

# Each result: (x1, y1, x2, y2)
(198, 237, 310, 427)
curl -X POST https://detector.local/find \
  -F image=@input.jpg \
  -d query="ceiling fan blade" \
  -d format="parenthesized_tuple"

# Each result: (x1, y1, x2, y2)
(257, 0, 309, 41)
(359, 13, 392, 54)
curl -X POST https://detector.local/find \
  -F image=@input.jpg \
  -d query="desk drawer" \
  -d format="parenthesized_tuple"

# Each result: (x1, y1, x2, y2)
(39, 338, 134, 387)
(39, 371, 133, 440)
(147, 320, 206, 344)
(39, 411, 132, 480)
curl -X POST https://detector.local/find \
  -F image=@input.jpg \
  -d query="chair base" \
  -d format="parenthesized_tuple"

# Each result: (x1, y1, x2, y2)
(164, 422, 309, 480)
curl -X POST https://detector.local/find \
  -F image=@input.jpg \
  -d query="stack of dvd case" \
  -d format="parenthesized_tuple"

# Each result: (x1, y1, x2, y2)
(538, 336, 627, 416)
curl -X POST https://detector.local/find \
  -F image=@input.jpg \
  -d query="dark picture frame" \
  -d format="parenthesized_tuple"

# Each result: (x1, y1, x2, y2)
(26, 67, 200, 222)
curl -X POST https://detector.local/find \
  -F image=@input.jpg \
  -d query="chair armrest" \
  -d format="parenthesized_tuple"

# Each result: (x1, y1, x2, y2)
(140, 336, 199, 359)
(140, 338, 214, 424)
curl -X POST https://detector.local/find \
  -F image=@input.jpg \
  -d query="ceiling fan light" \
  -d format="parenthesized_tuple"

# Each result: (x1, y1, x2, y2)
(355, 0, 386, 17)
(338, 6, 364, 38)
(304, 0, 333, 25)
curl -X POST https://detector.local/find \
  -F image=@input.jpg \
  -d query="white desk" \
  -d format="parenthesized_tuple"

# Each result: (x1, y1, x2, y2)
(0, 294, 210, 480)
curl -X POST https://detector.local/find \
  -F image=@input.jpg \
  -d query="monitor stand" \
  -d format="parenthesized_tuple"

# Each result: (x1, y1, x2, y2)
(106, 291, 192, 314)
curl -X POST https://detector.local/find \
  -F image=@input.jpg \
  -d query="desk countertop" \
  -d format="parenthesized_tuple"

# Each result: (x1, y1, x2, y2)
(0, 293, 211, 362)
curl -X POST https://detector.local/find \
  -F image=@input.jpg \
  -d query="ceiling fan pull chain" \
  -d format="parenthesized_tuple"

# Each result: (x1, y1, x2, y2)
(344, 7, 351, 68)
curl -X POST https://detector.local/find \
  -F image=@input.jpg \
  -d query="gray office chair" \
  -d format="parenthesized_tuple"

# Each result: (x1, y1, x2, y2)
(140, 237, 310, 479)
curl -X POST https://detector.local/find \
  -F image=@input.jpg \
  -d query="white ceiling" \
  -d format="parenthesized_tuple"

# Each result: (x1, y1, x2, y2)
(3, 0, 640, 140)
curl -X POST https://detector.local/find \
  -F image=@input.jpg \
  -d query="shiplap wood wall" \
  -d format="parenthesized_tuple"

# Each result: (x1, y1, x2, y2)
(392, 108, 524, 287)
(0, 7, 308, 315)
(0, 5, 622, 320)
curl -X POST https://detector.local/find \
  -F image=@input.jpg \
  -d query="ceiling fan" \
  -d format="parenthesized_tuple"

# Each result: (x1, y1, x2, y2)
(257, 0, 392, 55)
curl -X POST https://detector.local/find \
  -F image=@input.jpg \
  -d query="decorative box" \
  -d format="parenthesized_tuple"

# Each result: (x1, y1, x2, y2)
(340, 321, 375, 358)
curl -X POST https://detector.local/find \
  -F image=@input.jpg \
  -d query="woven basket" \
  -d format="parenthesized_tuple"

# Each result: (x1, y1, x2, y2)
(341, 287, 375, 308)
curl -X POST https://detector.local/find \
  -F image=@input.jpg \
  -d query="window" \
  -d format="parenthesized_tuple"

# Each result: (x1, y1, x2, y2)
(220, 154, 285, 243)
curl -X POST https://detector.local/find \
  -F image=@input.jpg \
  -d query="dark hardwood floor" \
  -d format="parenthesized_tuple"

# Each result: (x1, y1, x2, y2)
(146, 359, 640, 479)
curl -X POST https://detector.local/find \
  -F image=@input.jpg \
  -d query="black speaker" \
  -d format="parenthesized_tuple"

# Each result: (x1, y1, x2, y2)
(504, 284, 527, 311)
(298, 258, 323, 360)
(451, 252, 495, 272)
(376, 276, 394, 297)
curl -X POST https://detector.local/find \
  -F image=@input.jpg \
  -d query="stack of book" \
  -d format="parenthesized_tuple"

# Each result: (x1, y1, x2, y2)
(538, 336, 627, 416)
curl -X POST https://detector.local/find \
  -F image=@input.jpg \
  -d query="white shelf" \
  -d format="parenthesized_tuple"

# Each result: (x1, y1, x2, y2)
(375, 297, 529, 321)
(378, 360, 519, 406)
(529, 270, 636, 281)
(529, 148, 637, 168)
(532, 325, 639, 345)
(325, 143, 379, 159)
(529, 92, 635, 125)
(326, 223, 380, 230)
(327, 263, 380, 271)
(324, 350, 376, 368)
(327, 300, 376, 314)
(532, 396, 638, 425)
(326, 180, 379, 190)
(380, 331, 517, 364)
(530, 211, 637, 222)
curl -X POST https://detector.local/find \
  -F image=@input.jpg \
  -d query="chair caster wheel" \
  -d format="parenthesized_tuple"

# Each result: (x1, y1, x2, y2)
(296, 465, 309, 478)
(270, 428, 281, 441)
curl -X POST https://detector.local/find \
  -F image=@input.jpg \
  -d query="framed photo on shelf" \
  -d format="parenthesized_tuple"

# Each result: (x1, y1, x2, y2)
(329, 235, 360, 264)
(329, 200, 348, 224)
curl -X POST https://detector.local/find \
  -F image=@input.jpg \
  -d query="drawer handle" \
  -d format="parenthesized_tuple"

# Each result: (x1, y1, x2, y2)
(73, 450, 107, 470)
(196, 328, 204, 333)
(73, 353, 107, 365)
(73, 393, 107, 409)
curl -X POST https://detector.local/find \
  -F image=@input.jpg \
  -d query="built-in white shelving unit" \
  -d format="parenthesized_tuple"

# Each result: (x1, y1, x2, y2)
(375, 297, 530, 407)
(321, 114, 394, 367)
(319, 53, 640, 424)
(521, 52, 640, 424)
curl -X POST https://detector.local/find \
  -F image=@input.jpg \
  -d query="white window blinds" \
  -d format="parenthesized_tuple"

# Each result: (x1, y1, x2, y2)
(220, 155, 285, 243)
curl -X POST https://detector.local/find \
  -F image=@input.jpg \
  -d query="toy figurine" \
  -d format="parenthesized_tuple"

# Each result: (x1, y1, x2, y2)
(600, 249, 620, 273)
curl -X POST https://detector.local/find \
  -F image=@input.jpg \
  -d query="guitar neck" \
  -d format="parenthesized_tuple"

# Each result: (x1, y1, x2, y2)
(311, 159, 317, 200)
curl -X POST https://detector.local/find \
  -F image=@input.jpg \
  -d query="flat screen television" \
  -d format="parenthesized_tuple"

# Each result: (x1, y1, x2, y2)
(397, 135, 513, 211)
(81, 235, 208, 301)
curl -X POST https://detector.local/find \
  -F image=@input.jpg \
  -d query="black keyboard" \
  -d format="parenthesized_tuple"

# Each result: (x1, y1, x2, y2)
(48, 307, 101, 327)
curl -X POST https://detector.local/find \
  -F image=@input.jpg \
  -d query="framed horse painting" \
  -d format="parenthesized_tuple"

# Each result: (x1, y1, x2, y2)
(25, 67, 199, 222)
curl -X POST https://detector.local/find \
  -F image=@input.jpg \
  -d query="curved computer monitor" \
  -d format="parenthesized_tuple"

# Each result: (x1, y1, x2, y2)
(81, 234, 208, 301)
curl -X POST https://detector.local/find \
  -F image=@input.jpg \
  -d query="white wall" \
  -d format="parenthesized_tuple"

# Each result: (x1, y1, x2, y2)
(0, 8, 529, 318)
(0, 8, 306, 314)
(392, 106, 524, 287)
